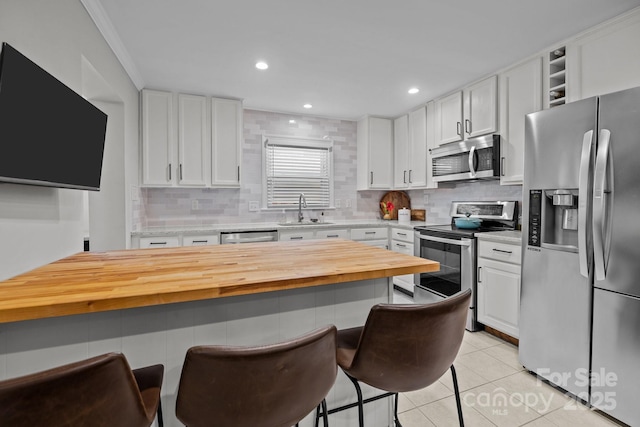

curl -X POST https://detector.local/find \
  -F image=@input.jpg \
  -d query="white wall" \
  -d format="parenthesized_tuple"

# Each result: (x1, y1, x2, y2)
(0, 0, 139, 280)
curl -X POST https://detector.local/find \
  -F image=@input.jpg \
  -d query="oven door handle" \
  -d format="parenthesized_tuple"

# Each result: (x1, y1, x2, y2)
(415, 233, 472, 247)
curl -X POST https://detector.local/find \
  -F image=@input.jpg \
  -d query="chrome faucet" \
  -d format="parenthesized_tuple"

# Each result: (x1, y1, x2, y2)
(298, 193, 307, 222)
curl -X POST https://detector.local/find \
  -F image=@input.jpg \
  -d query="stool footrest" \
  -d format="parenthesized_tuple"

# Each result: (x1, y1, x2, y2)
(323, 391, 395, 415)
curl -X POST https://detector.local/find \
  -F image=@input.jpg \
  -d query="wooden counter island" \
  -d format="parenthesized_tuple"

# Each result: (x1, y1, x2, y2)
(0, 239, 438, 427)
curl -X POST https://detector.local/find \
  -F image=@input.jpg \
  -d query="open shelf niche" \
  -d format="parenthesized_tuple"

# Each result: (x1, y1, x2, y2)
(549, 46, 566, 108)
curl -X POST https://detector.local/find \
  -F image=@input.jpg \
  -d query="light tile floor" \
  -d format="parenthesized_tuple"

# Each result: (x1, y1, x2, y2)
(396, 331, 625, 427)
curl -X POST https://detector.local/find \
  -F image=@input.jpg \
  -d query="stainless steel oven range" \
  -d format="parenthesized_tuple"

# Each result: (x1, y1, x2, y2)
(414, 201, 518, 331)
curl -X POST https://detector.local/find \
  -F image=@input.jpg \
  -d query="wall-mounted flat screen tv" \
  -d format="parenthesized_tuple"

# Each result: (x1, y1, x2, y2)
(0, 42, 107, 191)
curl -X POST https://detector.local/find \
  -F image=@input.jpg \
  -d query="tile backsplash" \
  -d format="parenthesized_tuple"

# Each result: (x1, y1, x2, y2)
(134, 109, 522, 229)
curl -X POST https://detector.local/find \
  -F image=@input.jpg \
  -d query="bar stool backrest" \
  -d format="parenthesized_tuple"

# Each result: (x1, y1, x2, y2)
(0, 352, 161, 427)
(176, 325, 338, 427)
(345, 289, 471, 392)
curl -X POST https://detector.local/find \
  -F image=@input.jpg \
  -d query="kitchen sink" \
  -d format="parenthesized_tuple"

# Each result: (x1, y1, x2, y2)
(278, 221, 333, 226)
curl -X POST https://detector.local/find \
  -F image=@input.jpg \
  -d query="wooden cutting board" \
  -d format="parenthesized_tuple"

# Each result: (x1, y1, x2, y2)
(380, 191, 411, 220)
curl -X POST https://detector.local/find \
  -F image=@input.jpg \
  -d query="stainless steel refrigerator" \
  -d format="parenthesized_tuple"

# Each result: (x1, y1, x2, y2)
(520, 86, 640, 426)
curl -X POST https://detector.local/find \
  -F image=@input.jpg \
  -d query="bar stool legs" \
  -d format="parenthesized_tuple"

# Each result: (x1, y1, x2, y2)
(318, 365, 464, 427)
(451, 365, 464, 427)
(312, 399, 329, 427)
(347, 374, 365, 426)
(156, 398, 164, 427)
(393, 393, 402, 427)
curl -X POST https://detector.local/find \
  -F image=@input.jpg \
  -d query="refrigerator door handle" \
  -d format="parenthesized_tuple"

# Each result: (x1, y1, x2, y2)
(593, 129, 611, 281)
(578, 130, 594, 278)
(468, 145, 477, 178)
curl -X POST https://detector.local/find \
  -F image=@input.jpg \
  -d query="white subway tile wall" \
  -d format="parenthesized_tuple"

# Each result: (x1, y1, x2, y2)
(133, 109, 522, 229)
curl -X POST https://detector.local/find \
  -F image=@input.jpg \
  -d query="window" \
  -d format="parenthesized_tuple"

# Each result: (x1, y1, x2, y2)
(263, 135, 333, 209)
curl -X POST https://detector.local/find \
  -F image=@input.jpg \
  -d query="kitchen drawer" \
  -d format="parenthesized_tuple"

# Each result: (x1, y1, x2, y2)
(183, 234, 219, 246)
(279, 231, 315, 241)
(478, 240, 521, 265)
(350, 227, 388, 240)
(316, 229, 349, 239)
(391, 240, 413, 256)
(139, 236, 180, 248)
(357, 239, 389, 250)
(391, 228, 413, 243)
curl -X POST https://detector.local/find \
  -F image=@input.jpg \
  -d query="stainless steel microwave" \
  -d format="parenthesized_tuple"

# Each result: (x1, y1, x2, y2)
(430, 134, 500, 183)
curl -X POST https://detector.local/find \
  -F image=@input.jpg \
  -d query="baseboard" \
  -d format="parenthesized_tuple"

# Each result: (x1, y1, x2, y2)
(483, 325, 519, 346)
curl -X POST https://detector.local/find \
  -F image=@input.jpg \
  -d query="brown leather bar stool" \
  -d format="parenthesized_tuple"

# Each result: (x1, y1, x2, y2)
(176, 325, 337, 427)
(327, 289, 471, 427)
(0, 352, 164, 427)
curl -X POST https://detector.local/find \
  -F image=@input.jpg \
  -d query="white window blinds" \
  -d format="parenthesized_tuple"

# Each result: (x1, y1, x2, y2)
(264, 136, 333, 208)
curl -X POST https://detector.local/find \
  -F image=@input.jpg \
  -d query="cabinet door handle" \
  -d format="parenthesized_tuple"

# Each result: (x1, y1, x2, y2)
(327, 234, 339, 238)
(409, 169, 412, 183)
(192, 240, 208, 244)
(365, 231, 377, 235)
(397, 232, 407, 236)
(150, 242, 168, 246)
(370, 171, 373, 185)
(168, 163, 172, 181)
(237, 166, 240, 182)
(492, 248, 513, 254)
(456, 122, 462, 136)
(501, 157, 505, 176)
(477, 266, 482, 282)
(395, 243, 407, 248)
(289, 236, 304, 240)
(403, 170, 407, 184)
(179, 164, 183, 181)
(465, 119, 471, 135)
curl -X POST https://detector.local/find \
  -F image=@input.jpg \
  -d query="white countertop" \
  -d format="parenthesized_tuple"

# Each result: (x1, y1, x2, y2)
(132, 219, 435, 237)
(476, 230, 522, 244)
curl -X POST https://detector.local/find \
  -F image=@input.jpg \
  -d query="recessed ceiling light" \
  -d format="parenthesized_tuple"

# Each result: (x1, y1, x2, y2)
(255, 61, 269, 70)
(289, 119, 296, 124)
(408, 87, 420, 94)
(303, 104, 312, 109)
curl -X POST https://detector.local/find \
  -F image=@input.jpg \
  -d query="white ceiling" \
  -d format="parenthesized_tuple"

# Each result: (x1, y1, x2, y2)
(89, 0, 640, 120)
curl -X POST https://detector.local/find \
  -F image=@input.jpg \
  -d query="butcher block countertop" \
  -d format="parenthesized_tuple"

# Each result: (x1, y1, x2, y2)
(0, 239, 438, 324)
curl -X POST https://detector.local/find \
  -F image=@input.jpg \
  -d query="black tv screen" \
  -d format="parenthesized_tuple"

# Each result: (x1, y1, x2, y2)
(0, 43, 107, 191)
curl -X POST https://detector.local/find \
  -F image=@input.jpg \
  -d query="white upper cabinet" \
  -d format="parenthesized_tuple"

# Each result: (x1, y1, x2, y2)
(141, 89, 174, 186)
(177, 94, 207, 187)
(141, 89, 242, 188)
(463, 75, 498, 138)
(435, 75, 497, 145)
(212, 98, 242, 187)
(499, 57, 543, 185)
(357, 116, 392, 190)
(425, 101, 438, 189)
(393, 114, 409, 189)
(407, 106, 427, 188)
(434, 91, 463, 145)
(566, 10, 640, 102)
(394, 107, 427, 189)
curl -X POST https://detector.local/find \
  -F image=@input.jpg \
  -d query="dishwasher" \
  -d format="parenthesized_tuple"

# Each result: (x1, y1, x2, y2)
(220, 230, 278, 244)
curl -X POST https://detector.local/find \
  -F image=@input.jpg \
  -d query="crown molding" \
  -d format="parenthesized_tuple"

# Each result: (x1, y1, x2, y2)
(80, 0, 145, 90)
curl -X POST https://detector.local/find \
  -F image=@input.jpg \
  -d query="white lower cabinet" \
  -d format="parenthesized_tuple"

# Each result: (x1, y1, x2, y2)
(350, 227, 388, 242)
(390, 227, 414, 294)
(315, 229, 349, 239)
(279, 230, 316, 241)
(134, 233, 220, 248)
(183, 234, 219, 246)
(477, 239, 521, 338)
(351, 227, 389, 250)
(138, 236, 180, 249)
(279, 229, 348, 241)
(357, 239, 389, 249)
